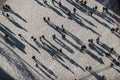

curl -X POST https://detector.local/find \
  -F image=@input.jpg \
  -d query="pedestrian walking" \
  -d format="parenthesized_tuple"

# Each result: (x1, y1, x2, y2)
(62, 34, 66, 40)
(75, 0, 79, 3)
(4, 34, 9, 40)
(6, 13, 10, 18)
(59, 48, 62, 53)
(43, 17, 47, 22)
(81, 45, 86, 51)
(109, 47, 114, 53)
(18, 34, 22, 37)
(36, 64, 39, 68)
(80, 0, 83, 4)
(117, 56, 120, 60)
(83, 0, 87, 5)
(105, 53, 110, 57)
(48, 17, 50, 22)
(88, 66, 92, 71)
(52, 34, 56, 40)
(115, 27, 119, 33)
(73, 8, 76, 13)
(58, 1, 62, 7)
(111, 28, 115, 33)
(110, 63, 114, 67)
(96, 37, 100, 44)
(33, 38, 36, 42)
(32, 56, 36, 60)
(85, 66, 88, 70)
(88, 39, 93, 44)
(43, 0, 47, 4)
(42, 35, 45, 39)
(61, 25, 65, 32)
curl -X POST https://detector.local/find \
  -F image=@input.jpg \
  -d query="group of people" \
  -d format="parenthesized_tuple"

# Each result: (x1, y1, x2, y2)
(1, 0, 120, 80)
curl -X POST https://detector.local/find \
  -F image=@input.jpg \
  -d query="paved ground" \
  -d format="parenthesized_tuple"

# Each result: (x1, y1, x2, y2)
(0, 0, 7, 9)
(0, 0, 120, 80)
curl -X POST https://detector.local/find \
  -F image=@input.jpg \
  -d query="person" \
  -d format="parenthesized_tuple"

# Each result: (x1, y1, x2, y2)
(43, 0, 47, 4)
(94, 5, 98, 10)
(36, 64, 39, 68)
(88, 66, 92, 70)
(43, 17, 47, 22)
(33, 38, 36, 42)
(115, 27, 119, 32)
(58, 1, 62, 7)
(96, 37, 100, 44)
(75, 0, 79, 3)
(59, 48, 62, 53)
(73, 8, 76, 13)
(48, 17, 50, 22)
(18, 34, 22, 37)
(80, 0, 83, 4)
(88, 39, 93, 44)
(62, 34, 66, 40)
(52, 34, 56, 40)
(109, 47, 114, 53)
(83, 0, 87, 5)
(42, 35, 45, 39)
(67, 11, 71, 19)
(110, 63, 114, 67)
(4, 34, 9, 40)
(85, 66, 88, 70)
(81, 45, 86, 51)
(117, 56, 120, 60)
(61, 25, 65, 32)
(111, 28, 115, 33)
(6, 13, 10, 18)
(105, 53, 110, 57)
(32, 56, 36, 60)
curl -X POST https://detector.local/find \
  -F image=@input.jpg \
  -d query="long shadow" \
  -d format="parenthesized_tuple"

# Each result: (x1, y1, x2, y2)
(48, 22, 83, 45)
(66, 0, 88, 13)
(56, 58, 74, 74)
(67, 0, 113, 30)
(42, 38, 85, 71)
(35, 41, 85, 71)
(0, 67, 15, 80)
(7, 16, 27, 32)
(0, 23, 15, 35)
(34, 0, 46, 7)
(63, 28, 84, 45)
(34, 40, 65, 62)
(47, 22, 64, 35)
(34, 59, 57, 79)
(107, 11, 120, 23)
(0, 46, 44, 80)
(89, 70, 106, 80)
(55, 3, 101, 36)
(55, 37, 74, 53)
(88, 43, 106, 56)
(91, 15, 111, 30)
(60, 50, 85, 71)
(11, 11, 27, 23)
(38, 67, 54, 80)
(85, 49, 104, 64)
(0, 24, 26, 54)
(43, 38, 65, 62)
(46, 3, 65, 18)
(3, 7, 27, 23)
(63, 37, 82, 53)
(113, 32, 120, 38)
(99, 42, 111, 52)
(19, 35, 40, 53)
(0, 68, 15, 80)
(76, 13, 97, 28)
